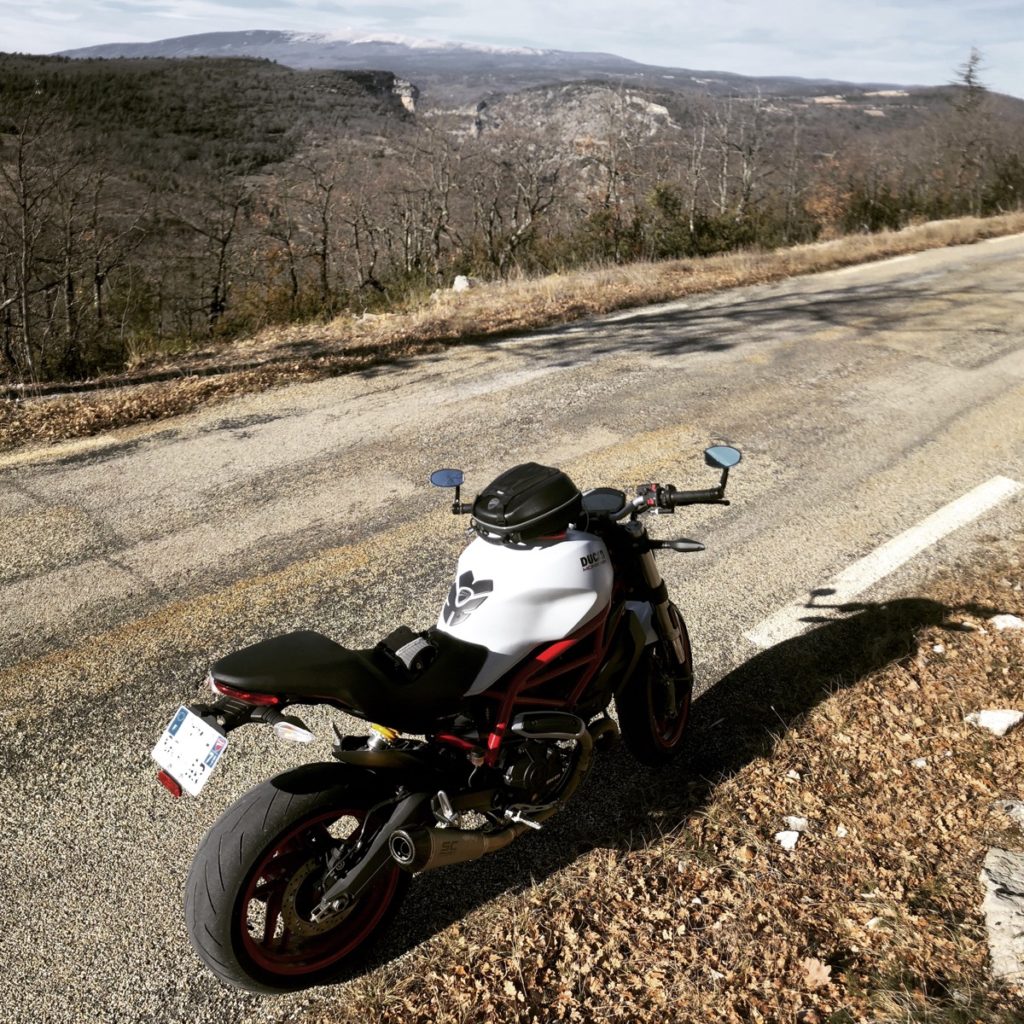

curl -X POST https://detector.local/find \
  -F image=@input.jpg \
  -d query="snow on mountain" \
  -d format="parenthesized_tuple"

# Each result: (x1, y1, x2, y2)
(283, 30, 548, 56)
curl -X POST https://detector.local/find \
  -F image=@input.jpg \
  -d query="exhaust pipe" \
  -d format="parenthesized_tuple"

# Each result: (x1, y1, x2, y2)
(588, 715, 620, 749)
(389, 823, 525, 872)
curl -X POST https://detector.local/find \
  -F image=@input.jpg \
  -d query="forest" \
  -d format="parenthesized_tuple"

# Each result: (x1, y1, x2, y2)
(1, 50, 1022, 384)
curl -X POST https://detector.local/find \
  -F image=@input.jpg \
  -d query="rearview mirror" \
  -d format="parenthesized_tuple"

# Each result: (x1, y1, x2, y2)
(704, 446, 742, 470)
(430, 468, 465, 488)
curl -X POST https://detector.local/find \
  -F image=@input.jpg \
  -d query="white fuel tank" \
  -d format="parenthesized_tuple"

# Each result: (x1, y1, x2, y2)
(436, 529, 614, 694)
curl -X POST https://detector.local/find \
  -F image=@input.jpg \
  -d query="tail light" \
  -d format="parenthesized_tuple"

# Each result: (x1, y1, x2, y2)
(207, 675, 280, 706)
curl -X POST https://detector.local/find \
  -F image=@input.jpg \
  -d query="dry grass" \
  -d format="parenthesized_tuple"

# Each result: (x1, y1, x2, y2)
(310, 550, 1024, 1024)
(3, 213, 1024, 452)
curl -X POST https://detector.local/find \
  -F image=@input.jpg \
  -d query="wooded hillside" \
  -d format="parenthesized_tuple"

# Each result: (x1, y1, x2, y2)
(1, 50, 1022, 384)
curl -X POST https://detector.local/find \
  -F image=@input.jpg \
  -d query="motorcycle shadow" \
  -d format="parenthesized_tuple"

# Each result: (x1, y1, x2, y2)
(364, 593, 1004, 975)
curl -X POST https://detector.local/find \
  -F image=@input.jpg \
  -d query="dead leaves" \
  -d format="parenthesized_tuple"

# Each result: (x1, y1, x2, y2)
(800, 957, 832, 991)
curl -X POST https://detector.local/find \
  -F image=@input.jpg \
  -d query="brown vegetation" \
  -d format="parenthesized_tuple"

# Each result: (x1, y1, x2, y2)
(310, 545, 1024, 1023)
(2, 212, 1022, 452)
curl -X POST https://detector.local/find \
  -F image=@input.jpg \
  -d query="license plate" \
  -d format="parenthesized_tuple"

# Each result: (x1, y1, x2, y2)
(151, 706, 228, 797)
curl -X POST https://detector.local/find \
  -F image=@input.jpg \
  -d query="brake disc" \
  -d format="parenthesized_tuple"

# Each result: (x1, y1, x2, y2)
(280, 859, 355, 937)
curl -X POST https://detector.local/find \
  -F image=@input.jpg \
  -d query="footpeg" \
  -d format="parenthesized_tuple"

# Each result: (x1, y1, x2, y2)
(504, 807, 543, 831)
(431, 790, 461, 828)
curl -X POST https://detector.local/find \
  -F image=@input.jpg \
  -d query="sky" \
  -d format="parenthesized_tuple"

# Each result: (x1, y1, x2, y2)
(2, 0, 1022, 98)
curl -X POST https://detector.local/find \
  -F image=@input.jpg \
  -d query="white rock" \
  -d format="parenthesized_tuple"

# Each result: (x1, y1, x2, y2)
(836, 824, 849, 838)
(786, 769, 802, 781)
(980, 848, 1024, 982)
(995, 800, 1024, 831)
(990, 614, 1024, 631)
(783, 816, 809, 832)
(452, 275, 480, 292)
(775, 830, 800, 851)
(911, 757, 928, 769)
(866, 916, 885, 930)
(932, 643, 946, 654)
(965, 710, 1024, 737)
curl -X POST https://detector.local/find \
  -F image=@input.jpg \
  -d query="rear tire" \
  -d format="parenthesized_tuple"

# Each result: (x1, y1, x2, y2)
(185, 770, 408, 994)
(615, 603, 694, 766)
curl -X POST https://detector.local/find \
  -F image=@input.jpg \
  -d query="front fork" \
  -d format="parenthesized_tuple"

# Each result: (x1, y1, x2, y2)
(629, 523, 686, 714)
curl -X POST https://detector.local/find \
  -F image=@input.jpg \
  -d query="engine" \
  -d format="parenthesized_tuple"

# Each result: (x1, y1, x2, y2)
(500, 740, 568, 801)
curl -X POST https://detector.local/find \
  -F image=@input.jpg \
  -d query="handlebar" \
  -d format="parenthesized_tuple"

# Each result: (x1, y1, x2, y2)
(662, 486, 729, 507)
(629, 482, 729, 515)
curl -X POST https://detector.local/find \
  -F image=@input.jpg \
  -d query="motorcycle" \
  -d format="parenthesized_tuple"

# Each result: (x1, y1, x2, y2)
(151, 444, 741, 993)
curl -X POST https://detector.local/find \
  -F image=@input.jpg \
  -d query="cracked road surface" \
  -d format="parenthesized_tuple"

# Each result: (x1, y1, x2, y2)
(1, 236, 1023, 1023)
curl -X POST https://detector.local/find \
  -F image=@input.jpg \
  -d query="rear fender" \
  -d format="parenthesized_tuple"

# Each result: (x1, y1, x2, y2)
(267, 761, 362, 796)
(334, 747, 446, 776)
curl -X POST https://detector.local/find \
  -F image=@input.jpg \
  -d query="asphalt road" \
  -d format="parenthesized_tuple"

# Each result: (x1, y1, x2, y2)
(1, 235, 1023, 1023)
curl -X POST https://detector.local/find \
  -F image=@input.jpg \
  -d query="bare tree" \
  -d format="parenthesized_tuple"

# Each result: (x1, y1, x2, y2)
(467, 131, 562, 277)
(0, 98, 88, 380)
(684, 108, 710, 234)
(949, 48, 991, 214)
(293, 156, 342, 310)
(259, 184, 305, 315)
(170, 173, 250, 331)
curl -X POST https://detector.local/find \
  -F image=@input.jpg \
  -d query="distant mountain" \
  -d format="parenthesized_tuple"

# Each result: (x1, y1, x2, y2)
(59, 30, 640, 73)
(58, 30, 911, 103)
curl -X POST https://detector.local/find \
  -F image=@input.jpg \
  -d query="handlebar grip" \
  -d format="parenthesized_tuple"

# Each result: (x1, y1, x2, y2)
(665, 487, 722, 506)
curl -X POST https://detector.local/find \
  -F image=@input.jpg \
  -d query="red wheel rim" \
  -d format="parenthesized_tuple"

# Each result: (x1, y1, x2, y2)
(650, 679, 692, 748)
(237, 807, 400, 977)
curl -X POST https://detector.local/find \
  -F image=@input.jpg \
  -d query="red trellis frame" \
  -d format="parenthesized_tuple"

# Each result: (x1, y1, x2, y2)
(477, 605, 618, 765)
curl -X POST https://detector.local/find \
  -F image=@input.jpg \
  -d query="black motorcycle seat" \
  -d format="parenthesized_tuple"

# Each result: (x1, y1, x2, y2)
(210, 629, 488, 732)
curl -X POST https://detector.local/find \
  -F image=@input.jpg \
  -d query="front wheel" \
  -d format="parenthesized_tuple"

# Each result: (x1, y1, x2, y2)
(615, 603, 694, 766)
(184, 769, 408, 994)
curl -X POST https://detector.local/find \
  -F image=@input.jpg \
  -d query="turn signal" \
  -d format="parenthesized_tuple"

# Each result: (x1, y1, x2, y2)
(272, 719, 316, 744)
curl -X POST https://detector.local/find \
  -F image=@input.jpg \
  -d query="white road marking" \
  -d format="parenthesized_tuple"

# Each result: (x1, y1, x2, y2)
(597, 299, 692, 324)
(828, 253, 919, 276)
(746, 475, 1023, 649)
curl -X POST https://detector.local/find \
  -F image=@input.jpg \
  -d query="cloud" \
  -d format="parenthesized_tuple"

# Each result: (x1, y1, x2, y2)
(0, 0, 1020, 97)
(344, 3, 465, 19)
